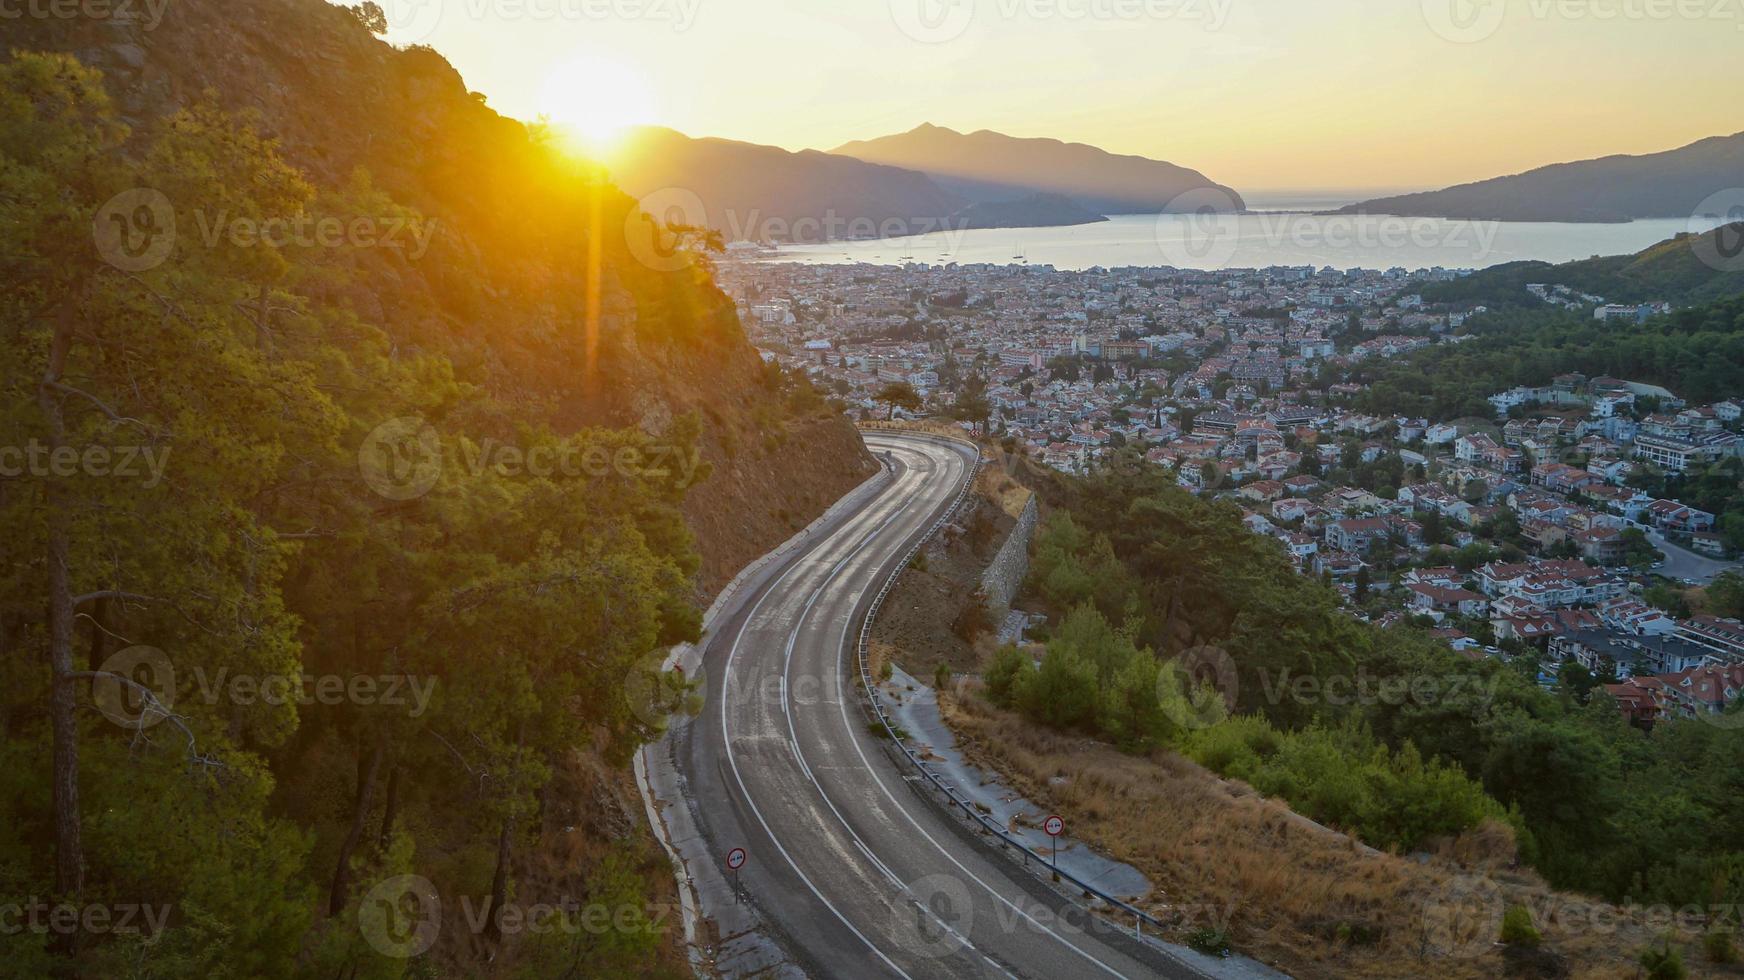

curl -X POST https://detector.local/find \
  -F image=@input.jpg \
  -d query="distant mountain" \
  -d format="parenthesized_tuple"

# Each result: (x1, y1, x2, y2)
(1419, 222, 1744, 307)
(1341, 132, 1744, 223)
(949, 193, 1107, 229)
(607, 127, 965, 242)
(831, 124, 1245, 214)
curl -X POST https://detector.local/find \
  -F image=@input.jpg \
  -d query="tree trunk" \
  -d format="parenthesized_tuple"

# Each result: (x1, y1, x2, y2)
(328, 741, 383, 915)
(483, 817, 514, 945)
(48, 523, 81, 899)
(41, 304, 82, 900)
(376, 763, 400, 853)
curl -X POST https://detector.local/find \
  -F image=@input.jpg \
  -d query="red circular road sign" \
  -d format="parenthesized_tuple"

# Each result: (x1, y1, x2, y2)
(726, 847, 747, 871)
(1043, 815, 1064, 838)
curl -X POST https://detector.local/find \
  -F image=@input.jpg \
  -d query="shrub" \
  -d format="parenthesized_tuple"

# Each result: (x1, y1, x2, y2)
(1500, 904, 1541, 947)
(1639, 940, 1687, 980)
(983, 646, 1034, 706)
(1186, 927, 1232, 957)
(1704, 930, 1738, 964)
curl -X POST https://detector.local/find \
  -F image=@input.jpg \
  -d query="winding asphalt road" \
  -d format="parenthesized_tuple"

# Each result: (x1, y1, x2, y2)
(675, 431, 1207, 979)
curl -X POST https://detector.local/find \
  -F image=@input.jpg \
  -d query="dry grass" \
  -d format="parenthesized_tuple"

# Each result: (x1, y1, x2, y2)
(938, 690, 1719, 980)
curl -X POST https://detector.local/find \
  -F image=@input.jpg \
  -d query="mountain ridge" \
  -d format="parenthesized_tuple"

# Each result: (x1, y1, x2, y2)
(831, 122, 1246, 214)
(1340, 131, 1744, 223)
(608, 125, 968, 243)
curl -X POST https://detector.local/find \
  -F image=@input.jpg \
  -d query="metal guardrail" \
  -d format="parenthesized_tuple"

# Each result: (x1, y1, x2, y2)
(853, 427, 1167, 942)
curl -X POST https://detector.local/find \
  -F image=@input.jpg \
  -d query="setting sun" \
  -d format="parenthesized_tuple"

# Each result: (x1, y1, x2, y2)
(537, 56, 655, 151)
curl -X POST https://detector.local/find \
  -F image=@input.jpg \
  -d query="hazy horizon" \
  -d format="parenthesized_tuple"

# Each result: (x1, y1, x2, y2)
(377, 0, 1744, 193)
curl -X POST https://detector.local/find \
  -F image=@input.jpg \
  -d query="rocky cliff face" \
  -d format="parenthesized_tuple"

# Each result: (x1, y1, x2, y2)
(11, 0, 874, 596)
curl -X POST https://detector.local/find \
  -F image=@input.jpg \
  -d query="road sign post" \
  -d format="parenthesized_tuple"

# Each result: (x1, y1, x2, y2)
(727, 847, 747, 903)
(1043, 814, 1064, 871)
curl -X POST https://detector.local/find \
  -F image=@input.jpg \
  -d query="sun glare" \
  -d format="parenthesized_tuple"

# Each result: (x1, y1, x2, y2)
(538, 57, 655, 153)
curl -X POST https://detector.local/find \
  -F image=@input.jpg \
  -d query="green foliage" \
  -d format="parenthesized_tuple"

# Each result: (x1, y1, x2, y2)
(1186, 927, 1231, 957)
(874, 381, 922, 419)
(1705, 930, 1739, 965)
(1008, 450, 1744, 906)
(1500, 904, 1541, 947)
(1, 50, 711, 974)
(1184, 719, 1506, 853)
(1354, 293, 1744, 417)
(1707, 572, 1744, 619)
(1639, 939, 1688, 980)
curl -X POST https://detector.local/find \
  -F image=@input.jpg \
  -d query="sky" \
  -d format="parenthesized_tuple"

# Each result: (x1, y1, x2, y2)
(376, 0, 1743, 196)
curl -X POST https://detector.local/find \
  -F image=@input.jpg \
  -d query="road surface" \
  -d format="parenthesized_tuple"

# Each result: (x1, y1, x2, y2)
(1646, 530, 1740, 585)
(674, 431, 1212, 979)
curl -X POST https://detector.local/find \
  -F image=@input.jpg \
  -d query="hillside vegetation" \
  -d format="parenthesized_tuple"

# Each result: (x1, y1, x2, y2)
(0, 0, 870, 974)
(1005, 454, 1744, 919)
(1418, 223, 1744, 309)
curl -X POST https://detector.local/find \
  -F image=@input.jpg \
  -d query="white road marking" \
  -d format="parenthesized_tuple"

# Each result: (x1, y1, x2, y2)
(720, 489, 918, 980)
(841, 439, 1140, 979)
